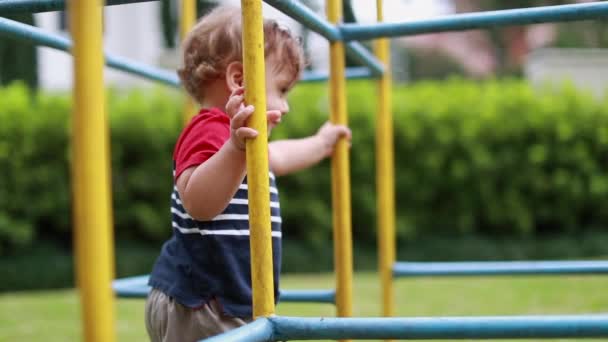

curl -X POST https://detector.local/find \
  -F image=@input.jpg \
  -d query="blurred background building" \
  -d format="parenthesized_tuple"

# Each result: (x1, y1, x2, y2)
(1, 0, 606, 96)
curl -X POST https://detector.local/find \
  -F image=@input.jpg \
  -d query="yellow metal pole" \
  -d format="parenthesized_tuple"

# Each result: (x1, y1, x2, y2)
(327, 0, 353, 328)
(241, 0, 275, 318)
(375, 0, 396, 323)
(70, 0, 116, 341)
(181, 0, 198, 124)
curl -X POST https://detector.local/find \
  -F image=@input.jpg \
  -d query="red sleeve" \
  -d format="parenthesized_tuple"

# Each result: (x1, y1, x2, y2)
(173, 108, 230, 180)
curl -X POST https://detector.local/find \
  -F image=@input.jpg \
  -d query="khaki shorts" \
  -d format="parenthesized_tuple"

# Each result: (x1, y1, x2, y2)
(145, 288, 250, 342)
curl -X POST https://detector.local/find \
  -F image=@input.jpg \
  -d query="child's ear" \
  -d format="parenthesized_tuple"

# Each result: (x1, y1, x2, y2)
(225, 61, 244, 91)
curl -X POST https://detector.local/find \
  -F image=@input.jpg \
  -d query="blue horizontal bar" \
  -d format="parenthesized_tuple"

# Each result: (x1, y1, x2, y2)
(268, 315, 608, 340)
(340, 2, 608, 41)
(394, 260, 608, 277)
(112, 275, 150, 298)
(280, 289, 335, 303)
(263, 0, 384, 77)
(263, 0, 341, 41)
(344, 42, 384, 77)
(203, 318, 273, 342)
(0, 17, 180, 86)
(113, 275, 335, 304)
(301, 67, 373, 82)
(0, 0, 157, 14)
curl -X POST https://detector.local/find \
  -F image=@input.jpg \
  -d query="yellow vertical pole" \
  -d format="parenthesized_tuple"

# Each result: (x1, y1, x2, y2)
(70, 0, 116, 341)
(241, 0, 275, 318)
(375, 0, 396, 323)
(327, 0, 353, 329)
(181, 0, 197, 124)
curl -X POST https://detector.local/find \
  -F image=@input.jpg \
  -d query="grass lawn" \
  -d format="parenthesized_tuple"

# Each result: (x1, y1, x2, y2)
(1, 272, 606, 341)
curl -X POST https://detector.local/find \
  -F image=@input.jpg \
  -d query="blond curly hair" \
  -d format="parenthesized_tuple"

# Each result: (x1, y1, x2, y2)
(177, 6, 305, 104)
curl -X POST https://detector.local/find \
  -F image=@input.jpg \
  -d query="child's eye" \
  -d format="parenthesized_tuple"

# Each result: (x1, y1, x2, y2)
(280, 88, 288, 95)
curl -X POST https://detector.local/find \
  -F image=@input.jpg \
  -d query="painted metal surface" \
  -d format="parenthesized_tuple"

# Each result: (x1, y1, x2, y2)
(112, 275, 336, 303)
(394, 260, 608, 277)
(8, 0, 608, 341)
(241, 0, 275, 318)
(301, 67, 373, 82)
(263, 0, 384, 76)
(0, 17, 180, 86)
(2, 0, 383, 78)
(270, 315, 608, 340)
(327, 0, 353, 335)
(0, 0, 156, 14)
(374, 0, 395, 327)
(70, 0, 115, 341)
(202, 319, 274, 342)
(340, 2, 608, 41)
(112, 275, 150, 298)
(279, 289, 335, 303)
(344, 41, 384, 77)
(263, 0, 341, 41)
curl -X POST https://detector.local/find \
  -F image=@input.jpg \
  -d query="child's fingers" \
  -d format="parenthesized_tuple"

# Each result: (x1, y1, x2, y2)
(231, 105, 254, 129)
(231, 86, 245, 96)
(331, 125, 352, 140)
(226, 87, 246, 115)
(341, 127, 352, 140)
(234, 127, 258, 140)
(337, 125, 352, 139)
(226, 94, 244, 116)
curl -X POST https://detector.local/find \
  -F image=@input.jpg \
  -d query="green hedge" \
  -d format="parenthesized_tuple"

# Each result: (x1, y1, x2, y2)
(6, 232, 608, 292)
(1, 80, 608, 255)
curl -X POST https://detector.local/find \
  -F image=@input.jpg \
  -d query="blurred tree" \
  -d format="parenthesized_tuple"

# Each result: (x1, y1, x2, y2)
(343, 0, 364, 68)
(555, 20, 608, 48)
(0, 13, 38, 88)
(343, 0, 356, 26)
(297, 0, 361, 69)
(478, 1, 566, 75)
(299, 0, 319, 71)
(457, 0, 608, 75)
(160, 0, 218, 49)
(214, 0, 362, 71)
(407, 48, 466, 81)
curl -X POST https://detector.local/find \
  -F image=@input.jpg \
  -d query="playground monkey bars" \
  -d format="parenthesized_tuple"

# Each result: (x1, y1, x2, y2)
(3, 0, 608, 341)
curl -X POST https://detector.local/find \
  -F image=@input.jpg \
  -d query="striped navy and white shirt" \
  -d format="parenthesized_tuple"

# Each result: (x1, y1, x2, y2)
(148, 108, 282, 318)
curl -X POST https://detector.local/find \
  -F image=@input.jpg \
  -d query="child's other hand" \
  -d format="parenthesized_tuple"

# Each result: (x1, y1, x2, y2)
(225, 87, 284, 151)
(316, 121, 352, 158)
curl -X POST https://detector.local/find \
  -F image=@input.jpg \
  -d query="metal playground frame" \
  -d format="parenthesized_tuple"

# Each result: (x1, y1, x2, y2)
(2, 0, 608, 341)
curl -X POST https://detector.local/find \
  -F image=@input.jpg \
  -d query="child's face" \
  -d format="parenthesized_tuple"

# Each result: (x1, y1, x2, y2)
(265, 61, 296, 131)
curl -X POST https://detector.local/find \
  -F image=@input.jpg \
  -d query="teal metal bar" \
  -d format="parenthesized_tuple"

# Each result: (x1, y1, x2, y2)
(394, 260, 608, 277)
(340, 2, 608, 41)
(0, 16, 180, 86)
(280, 289, 335, 303)
(112, 275, 150, 298)
(203, 318, 273, 342)
(302, 67, 372, 82)
(344, 41, 384, 77)
(263, 0, 384, 77)
(268, 315, 608, 340)
(263, 0, 341, 41)
(0, 0, 156, 14)
(113, 275, 336, 303)
(3, 0, 384, 77)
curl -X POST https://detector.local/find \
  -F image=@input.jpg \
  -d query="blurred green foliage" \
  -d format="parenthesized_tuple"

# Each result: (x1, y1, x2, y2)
(1, 79, 608, 256)
(5, 231, 608, 291)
